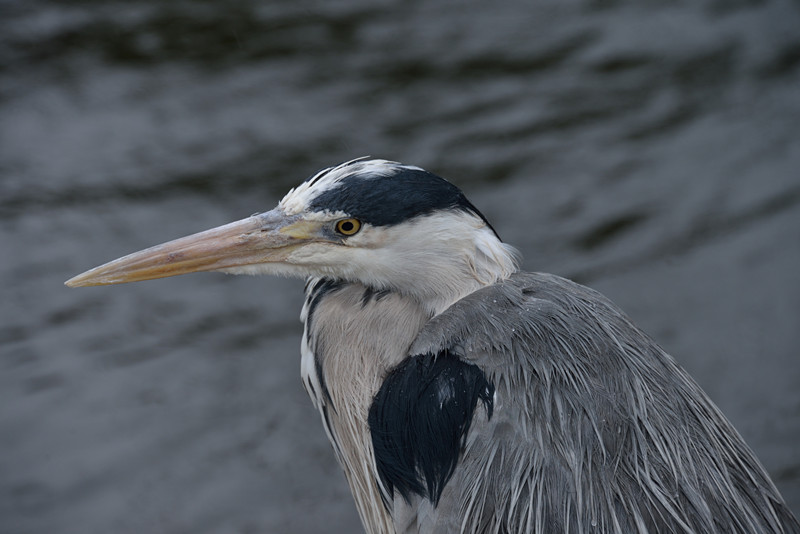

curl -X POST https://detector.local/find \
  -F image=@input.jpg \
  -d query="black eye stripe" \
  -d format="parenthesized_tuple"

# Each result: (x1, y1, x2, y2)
(308, 165, 501, 239)
(310, 168, 478, 227)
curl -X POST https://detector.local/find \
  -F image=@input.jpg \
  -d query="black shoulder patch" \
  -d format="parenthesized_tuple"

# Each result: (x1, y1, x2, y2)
(309, 167, 497, 233)
(368, 350, 494, 506)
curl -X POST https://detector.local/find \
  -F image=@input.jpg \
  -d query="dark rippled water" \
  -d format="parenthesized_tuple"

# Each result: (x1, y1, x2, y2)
(2, 1, 799, 532)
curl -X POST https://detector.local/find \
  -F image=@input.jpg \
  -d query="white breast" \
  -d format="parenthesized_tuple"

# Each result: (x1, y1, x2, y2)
(300, 281, 431, 534)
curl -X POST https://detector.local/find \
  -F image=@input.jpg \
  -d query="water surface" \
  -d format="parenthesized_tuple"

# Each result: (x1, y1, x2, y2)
(2, 1, 799, 532)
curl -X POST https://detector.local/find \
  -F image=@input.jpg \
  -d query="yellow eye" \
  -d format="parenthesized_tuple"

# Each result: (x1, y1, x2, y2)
(335, 218, 361, 236)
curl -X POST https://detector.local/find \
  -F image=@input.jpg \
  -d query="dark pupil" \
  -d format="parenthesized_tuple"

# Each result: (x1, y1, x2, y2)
(340, 221, 354, 233)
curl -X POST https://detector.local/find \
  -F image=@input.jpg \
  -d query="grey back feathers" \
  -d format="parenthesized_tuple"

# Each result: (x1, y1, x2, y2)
(402, 273, 798, 533)
(304, 272, 799, 534)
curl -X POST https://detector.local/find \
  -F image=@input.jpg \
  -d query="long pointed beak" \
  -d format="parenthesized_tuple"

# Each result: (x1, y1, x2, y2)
(65, 209, 307, 287)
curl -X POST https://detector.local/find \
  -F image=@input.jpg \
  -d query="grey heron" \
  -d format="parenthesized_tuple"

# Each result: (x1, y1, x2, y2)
(66, 158, 799, 533)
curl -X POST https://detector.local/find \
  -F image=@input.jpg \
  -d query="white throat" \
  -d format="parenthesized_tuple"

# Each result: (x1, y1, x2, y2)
(339, 211, 520, 316)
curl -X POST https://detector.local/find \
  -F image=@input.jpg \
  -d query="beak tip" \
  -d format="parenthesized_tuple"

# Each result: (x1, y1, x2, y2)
(64, 275, 86, 288)
(65, 270, 106, 288)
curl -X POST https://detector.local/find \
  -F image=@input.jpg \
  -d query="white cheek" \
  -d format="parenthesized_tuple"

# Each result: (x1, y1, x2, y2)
(347, 228, 388, 249)
(287, 243, 349, 266)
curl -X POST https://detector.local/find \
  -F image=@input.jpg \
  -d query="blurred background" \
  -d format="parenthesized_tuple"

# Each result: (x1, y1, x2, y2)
(1, 0, 799, 532)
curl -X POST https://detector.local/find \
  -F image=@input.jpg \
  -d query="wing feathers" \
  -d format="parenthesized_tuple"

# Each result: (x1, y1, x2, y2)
(402, 272, 798, 533)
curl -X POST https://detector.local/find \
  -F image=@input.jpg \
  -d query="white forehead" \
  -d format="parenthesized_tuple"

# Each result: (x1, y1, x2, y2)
(279, 158, 424, 215)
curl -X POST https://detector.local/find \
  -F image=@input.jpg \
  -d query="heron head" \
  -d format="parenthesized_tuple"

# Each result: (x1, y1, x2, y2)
(66, 159, 519, 312)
